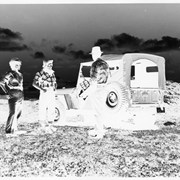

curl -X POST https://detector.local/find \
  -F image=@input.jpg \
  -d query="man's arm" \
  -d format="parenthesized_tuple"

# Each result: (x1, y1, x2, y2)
(0, 73, 9, 94)
(32, 73, 47, 92)
(32, 80, 47, 92)
(79, 79, 97, 99)
(0, 82, 8, 94)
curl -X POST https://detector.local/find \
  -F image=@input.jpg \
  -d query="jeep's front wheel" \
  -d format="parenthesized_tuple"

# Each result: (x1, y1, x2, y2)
(105, 82, 129, 113)
(54, 101, 66, 122)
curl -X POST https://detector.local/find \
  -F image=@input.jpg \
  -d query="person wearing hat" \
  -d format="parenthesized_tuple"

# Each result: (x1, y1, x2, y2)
(89, 46, 103, 61)
(32, 59, 57, 133)
(90, 46, 110, 84)
(0, 57, 26, 136)
(79, 46, 108, 97)
(79, 46, 111, 139)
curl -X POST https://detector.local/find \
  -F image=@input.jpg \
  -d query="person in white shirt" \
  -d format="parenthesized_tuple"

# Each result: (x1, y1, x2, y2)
(32, 59, 57, 133)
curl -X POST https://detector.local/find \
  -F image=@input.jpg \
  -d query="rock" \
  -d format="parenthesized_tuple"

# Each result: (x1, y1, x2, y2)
(163, 121, 176, 126)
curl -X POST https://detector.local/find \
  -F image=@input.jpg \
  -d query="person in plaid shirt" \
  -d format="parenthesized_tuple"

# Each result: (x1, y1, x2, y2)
(0, 57, 26, 136)
(32, 59, 57, 133)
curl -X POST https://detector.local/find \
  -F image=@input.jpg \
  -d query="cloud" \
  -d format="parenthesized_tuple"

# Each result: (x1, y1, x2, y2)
(52, 45, 66, 54)
(52, 44, 90, 60)
(94, 33, 180, 53)
(112, 33, 143, 48)
(40, 38, 54, 48)
(141, 36, 180, 52)
(54, 50, 90, 71)
(55, 52, 90, 67)
(29, 41, 38, 48)
(69, 50, 90, 59)
(94, 39, 114, 51)
(32, 51, 45, 59)
(0, 41, 29, 51)
(0, 27, 29, 51)
(94, 33, 143, 53)
(68, 43, 74, 48)
(0, 27, 22, 40)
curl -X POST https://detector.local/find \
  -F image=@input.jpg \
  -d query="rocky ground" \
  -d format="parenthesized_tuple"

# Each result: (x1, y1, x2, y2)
(0, 81, 180, 177)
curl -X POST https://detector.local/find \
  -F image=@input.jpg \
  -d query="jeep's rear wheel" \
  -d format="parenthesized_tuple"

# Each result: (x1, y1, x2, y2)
(105, 82, 129, 113)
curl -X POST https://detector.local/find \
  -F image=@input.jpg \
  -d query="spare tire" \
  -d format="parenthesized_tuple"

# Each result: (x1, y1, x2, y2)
(104, 81, 130, 113)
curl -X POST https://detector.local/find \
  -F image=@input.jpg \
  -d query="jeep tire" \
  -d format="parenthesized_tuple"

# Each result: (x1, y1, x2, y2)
(54, 101, 66, 122)
(105, 81, 129, 113)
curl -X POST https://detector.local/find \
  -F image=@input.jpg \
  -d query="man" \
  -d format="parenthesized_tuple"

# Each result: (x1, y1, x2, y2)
(78, 46, 109, 97)
(0, 57, 26, 136)
(32, 59, 57, 133)
(80, 46, 110, 139)
(90, 46, 103, 62)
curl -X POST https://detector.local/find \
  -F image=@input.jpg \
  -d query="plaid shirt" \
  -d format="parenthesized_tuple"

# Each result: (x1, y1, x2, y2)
(33, 70, 57, 90)
(0, 70, 23, 91)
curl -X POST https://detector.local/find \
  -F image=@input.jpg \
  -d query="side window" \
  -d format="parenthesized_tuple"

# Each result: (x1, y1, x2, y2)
(81, 66, 91, 77)
(146, 66, 158, 73)
(131, 65, 135, 80)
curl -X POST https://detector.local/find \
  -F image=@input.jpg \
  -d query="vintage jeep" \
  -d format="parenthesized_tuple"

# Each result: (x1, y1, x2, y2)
(54, 53, 166, 128)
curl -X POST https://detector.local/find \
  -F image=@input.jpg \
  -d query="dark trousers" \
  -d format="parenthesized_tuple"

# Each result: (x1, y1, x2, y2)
(5, 98, 23, 134)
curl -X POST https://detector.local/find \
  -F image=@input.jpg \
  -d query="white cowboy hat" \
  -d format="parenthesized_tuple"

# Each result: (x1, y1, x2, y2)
(89, 46, 103, 54)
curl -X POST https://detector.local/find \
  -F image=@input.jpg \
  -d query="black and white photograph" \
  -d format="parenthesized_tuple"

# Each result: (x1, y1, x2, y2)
(0, 0, 180, 177)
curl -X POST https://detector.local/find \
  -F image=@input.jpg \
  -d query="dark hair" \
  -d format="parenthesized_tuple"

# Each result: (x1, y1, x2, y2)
(90, 58, 109, 81)
(10, 57, 21, 62)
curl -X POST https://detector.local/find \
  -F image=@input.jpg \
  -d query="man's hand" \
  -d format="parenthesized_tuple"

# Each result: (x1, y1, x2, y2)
(41, 88, 47, 93)
(79, 82, 97, 100)
(79, 91, 88, 99)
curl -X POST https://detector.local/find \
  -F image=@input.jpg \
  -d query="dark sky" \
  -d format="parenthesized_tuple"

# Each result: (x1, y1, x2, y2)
(0, 3, 180, 85)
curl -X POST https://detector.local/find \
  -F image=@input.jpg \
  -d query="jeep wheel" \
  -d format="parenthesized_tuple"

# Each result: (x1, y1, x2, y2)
(54, 102, 66, 122)
(105, 81, 129, 113)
